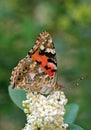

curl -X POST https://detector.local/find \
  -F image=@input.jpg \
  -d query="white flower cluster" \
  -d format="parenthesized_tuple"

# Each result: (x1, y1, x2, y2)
(22, 91, 68, 130)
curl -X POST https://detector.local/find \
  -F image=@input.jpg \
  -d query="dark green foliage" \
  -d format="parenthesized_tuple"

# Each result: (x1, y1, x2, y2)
(8, 86, 26, 110)
(67, 124, 84, 130)
(64, 104, 79, 124)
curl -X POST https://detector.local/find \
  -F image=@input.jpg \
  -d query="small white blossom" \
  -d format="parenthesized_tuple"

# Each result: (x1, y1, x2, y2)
(22, 91, 68, 130)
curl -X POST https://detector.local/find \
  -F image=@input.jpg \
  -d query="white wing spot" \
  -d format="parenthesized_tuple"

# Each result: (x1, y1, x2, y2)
(45, 48, 55, 54)
(38, 67, 43, 73)
(48, 39, 52, 43)
(29, 73, 36, 80)
(40, 45, 45, 50)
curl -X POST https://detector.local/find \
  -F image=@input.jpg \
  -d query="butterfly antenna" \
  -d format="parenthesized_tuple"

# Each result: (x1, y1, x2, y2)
(62, 74, 88, 91)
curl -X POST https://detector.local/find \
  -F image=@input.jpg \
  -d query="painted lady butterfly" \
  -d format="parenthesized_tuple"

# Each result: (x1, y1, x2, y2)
(10, 32, 62, 94)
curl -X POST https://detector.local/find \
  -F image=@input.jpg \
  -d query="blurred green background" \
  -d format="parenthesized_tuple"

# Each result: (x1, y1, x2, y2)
(0, 0, 91, 130)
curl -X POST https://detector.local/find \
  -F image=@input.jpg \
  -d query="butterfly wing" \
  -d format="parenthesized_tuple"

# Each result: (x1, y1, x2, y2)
(10, 32, 61, 94)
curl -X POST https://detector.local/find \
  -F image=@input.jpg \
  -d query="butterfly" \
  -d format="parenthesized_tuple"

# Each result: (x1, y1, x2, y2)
(10, 32, 62, 94)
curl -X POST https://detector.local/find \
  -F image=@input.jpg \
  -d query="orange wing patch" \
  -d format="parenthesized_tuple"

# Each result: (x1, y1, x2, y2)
(31, 50, 56, 76)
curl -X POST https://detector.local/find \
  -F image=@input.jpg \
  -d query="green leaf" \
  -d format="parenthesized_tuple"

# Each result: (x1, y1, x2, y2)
(64, 104, 79, 123)
(8, 86, 26, 110)
(67, 123, 84, 130)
